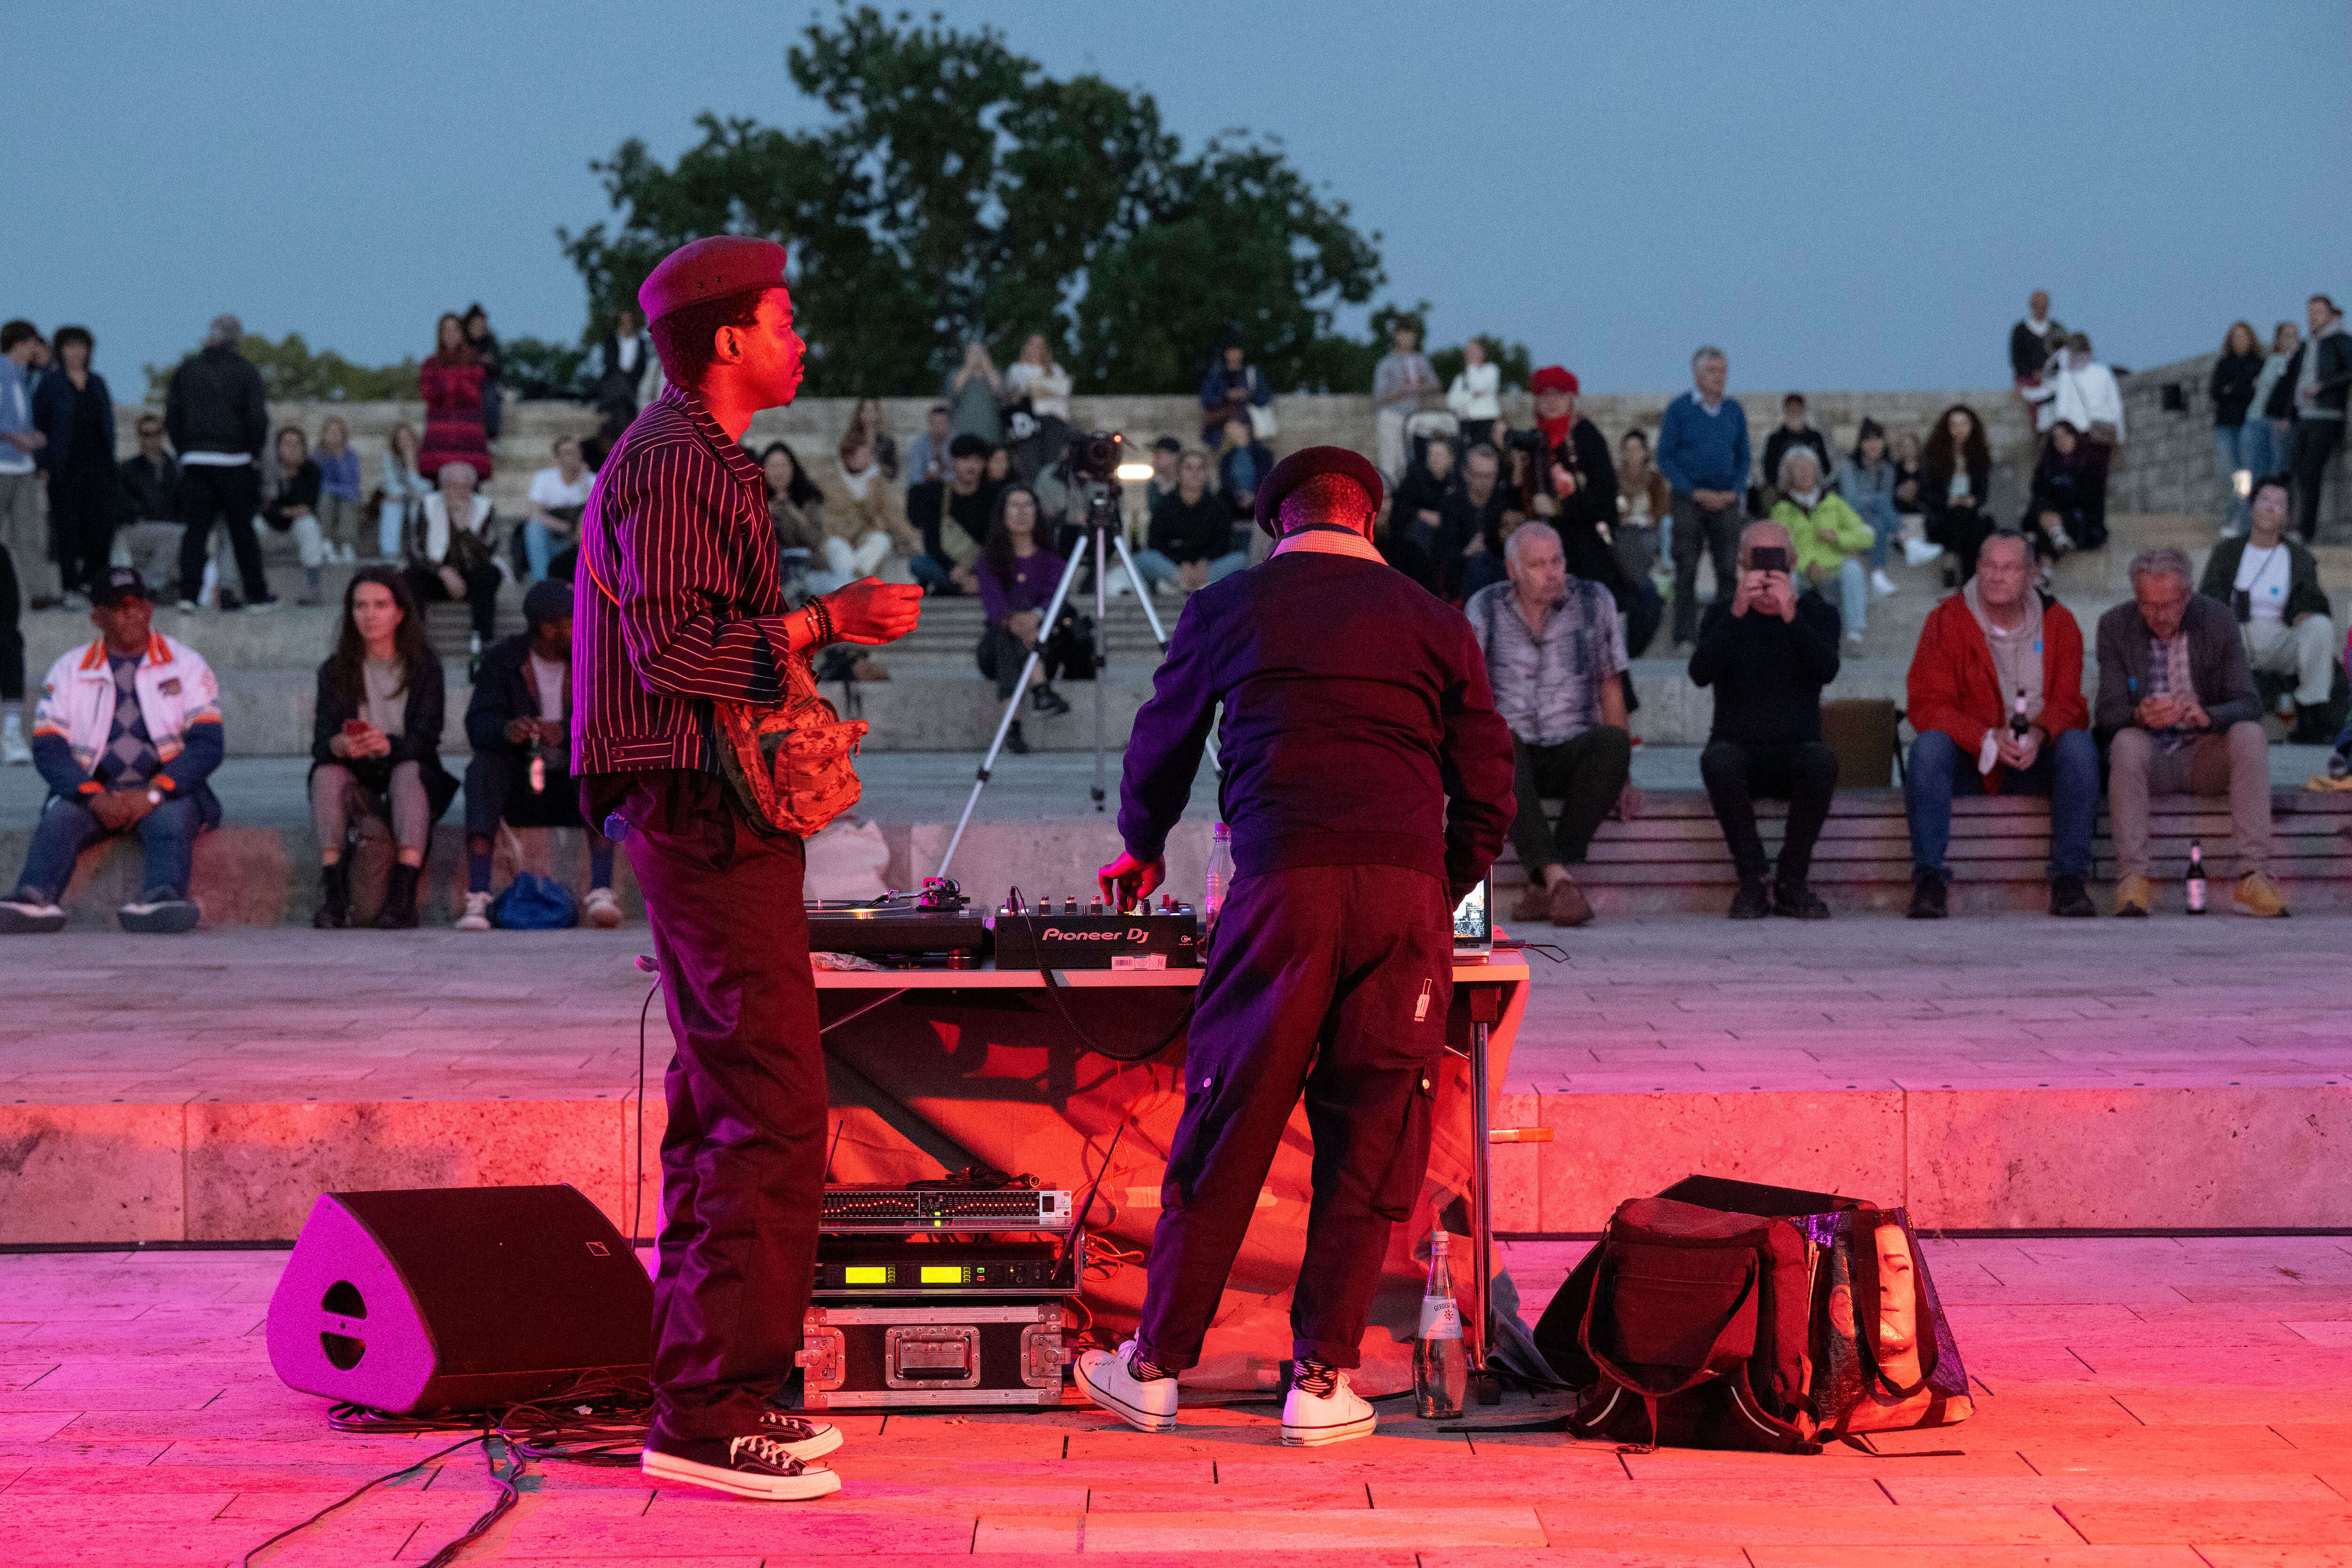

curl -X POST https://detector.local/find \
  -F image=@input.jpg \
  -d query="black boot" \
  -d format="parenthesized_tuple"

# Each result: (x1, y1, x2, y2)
(1031, 684, 1071, 717)
(1004, 719, 1030, 756)
(1907, 866, 1948, 919)
(1772, 877, 1831, 919)
(373, 862, 421, 930)
(1727, 877, 1771, 920)
(2288, 703, 2337, 746)
(312, 861, 350, 930)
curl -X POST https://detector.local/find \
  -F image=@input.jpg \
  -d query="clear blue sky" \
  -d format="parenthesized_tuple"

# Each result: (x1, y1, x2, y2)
(7, 1, 2346, 394)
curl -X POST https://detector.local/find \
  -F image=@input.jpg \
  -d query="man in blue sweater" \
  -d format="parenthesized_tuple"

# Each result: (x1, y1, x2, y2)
(1656, 345, 1751, 649)
(1086, 446, 1514, 1448)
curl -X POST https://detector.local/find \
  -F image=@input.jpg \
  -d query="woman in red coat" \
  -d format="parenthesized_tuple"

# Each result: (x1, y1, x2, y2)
(417, 313, 492, 485)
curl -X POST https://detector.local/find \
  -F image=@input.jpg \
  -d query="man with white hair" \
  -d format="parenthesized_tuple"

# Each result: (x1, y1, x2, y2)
(1657, 346, 1751, 650)
(2095, 546, 2283, 917)
(164, 314, 276, 613)
(403, 461, 504, 655)
(1465, 521, 1629, 927)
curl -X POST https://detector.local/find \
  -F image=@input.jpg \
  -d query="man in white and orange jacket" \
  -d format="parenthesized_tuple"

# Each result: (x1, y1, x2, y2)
(0, 568, 224, 934)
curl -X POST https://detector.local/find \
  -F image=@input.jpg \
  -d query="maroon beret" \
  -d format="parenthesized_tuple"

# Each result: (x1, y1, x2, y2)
(637, 236, 788, 325)
(1254, 445, 1384, 537)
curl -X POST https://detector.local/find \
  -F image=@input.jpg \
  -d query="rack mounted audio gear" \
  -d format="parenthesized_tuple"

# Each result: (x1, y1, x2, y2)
(819, 1185, 1073, 1234)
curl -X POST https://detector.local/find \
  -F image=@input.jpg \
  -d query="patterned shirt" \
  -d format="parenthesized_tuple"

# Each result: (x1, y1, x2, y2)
(571, 383, 798, 776)
(96, 652, 160, 786)
(1465, 580, 1626, 747)
(2146, 632, 2196, 753)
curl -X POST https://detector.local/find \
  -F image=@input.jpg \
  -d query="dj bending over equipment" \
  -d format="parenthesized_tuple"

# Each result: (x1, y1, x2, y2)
(1089, 446, 1515, 1446)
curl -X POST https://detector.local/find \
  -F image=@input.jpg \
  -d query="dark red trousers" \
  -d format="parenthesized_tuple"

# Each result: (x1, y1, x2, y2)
(1136, 863, 1454, 1371)
(605, 772, 824, 1444)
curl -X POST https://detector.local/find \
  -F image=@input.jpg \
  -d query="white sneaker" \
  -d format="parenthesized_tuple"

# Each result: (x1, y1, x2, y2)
(1902, 538, 1944, 569)
(0, 897, 68, 934)
(1870, 569, 1899, 597)
(1075, 1340, 1179, 1433)
(584, 887, 622, 929)
(1846, 629, 1866, 647)
(456, 891, 492, 931)
(1, 730, 28, 766)
(1279, 1370, 1377, 1448)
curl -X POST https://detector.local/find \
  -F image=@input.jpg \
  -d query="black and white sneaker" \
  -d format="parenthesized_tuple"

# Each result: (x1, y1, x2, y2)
(0, 896, 67, 935)
(120, 895, 201, 934)
(753, 1409, 843, 1462)
(641, 1423, 842, 1501)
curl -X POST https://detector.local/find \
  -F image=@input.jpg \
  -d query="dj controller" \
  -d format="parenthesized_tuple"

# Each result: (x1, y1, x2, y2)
(807, 879, 1201, 969)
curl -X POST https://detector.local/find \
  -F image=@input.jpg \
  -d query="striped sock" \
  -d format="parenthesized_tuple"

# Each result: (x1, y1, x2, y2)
(1292, 1358, 1337, 1398)
(1128, 1353, 1171, 1383)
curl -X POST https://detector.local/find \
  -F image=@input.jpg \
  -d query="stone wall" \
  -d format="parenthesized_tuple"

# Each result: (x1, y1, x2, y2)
(2111, 350, 2352, 539)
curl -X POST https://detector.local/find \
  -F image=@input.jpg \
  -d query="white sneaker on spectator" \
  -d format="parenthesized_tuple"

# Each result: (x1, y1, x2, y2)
(1902, 538, 1944, 569)
(584, 887, 622, 929)
(119, 896, 200, 934)
(457, 891, 492, 931)
(1, 731, 28, 767)
(1846, 628, 1866, 647)
(0, 897, 68, 934)
(1870, 569, 1898, 597)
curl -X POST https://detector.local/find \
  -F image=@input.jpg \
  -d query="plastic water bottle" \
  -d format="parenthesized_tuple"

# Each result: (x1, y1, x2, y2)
(1204, 824, 1232, 931)
(1413, 1231, 1466, 1419)
(2185, 839, 2207, 915)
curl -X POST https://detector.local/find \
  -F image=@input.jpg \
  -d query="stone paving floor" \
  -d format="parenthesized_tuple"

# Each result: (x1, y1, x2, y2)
(0, 1237, 2348, 1564)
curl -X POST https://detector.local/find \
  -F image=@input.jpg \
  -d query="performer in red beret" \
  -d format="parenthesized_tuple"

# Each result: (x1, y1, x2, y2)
(571, 234, 922, 1501)
(1084, 446, 1515, 1446)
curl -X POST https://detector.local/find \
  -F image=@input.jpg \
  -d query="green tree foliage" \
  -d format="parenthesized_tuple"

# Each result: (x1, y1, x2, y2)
(144, 333, 420, 403)
(559, 6, 1388, 397)
(501, 335, 590, 399)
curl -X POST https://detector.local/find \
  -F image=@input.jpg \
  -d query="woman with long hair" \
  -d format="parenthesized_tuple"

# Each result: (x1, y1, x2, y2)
(825, 431, 920, 589)
(974, 484, 1070, 754)
(462, 303, 503, 442)
(1004, 333, 1073, 422)
(308, 566, 457, 929)
(314, 414, 362, 565)
(417, 311, 492, 484)
(376, 422, 429, 560)
(2022, 420, 2099, 565)
(1922, 404, 1994, 583)
(1833, 417, 1902, 597)
(2210, 320, 2266, 537)
(758, 439, 826, 593)
(260, 425, 329, 605)
(944, 339, 1004, 443)
(2249, 318, 2304, 485)
(847, 397, 898, 480)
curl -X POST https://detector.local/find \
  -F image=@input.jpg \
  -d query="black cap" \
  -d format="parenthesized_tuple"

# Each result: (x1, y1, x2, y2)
(91, 567, 151, 607)
(1253, 445, 1384, 538)
(947, 433, 993, 460)
(524, 578, 573, 630)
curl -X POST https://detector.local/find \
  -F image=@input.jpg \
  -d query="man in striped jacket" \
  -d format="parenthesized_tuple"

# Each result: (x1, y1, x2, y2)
(571, 236, 920, 1503)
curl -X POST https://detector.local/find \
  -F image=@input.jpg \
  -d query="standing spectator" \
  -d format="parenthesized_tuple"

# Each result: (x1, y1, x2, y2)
(2024, 333, 2122, 543)
(405, 461, 502, 654)
(2198, 475, 2337, 741)
(2209, 322, 2266, 537)
(1, 322, 42, 727)
(1834, 417, 1903, 598)
(2097, 547, 2282, 917)
(758, 439, 826, 592)
(0, 568, 221, 934)
(822, 433, 919, 589)
(975, 485, 1073, 754)
(260, 425, 329, 606)
(1198, 334, 1272, 448)
(1445, 443, 1512, 600)
(1004, 334, 1073, 421)
(1922, 404, 1996, 581)
(1903, 531, 2098, 920)
(2247, 319, 2302, 484)
(376, 422, 428, 562)
(523, 436, 594, 585)
(1690, 520, 1842, 920)
(417, 312, 492, 485)
(462, 304, 503, 442)
(309, 566, 457, 930)
(589, 306, 655, 421)
(1392, 438, 1458, 561)
(847, 397, 899, 480)
(1372, 319, 1438, 482)
(1135, 450, 1247, 599)
(2021, 421, 2101, 563)
(1525, 368, 1653, 655)
(32, 325, 116, 602)
(1446, 336, 1502, 449)
(2009, 290, 2065, 414)
(906, 433, 998, 595)
(313, 415, 363, 565)
(2270, 294, 2349, 542)
(166, 314, 275, 613)
(1771, 448, 1875, 646)
(944, 340, 1004, 445)
(905, 403, 953, 486)
(1465, 522, 1629, 928)
(1217, 418, 1276, 532)
(114, 413, 183, 590)
(1759, 393, 1830, 511)
(1657, 345, 1750, 649)
(458, 579, 620, 931)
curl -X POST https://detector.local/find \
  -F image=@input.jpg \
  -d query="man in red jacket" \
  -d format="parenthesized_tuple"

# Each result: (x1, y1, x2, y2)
(1903, 530, 2098, 919)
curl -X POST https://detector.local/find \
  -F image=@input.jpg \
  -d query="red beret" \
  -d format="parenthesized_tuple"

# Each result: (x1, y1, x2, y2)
(1255, 445, 1385, 537)
(637, 236, 788, 325)
(1529, 365, 1579, 396)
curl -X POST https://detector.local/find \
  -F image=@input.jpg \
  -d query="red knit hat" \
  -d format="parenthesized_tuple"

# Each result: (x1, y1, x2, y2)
(1529, 365, 1579, 396)
(637, 236, 789, 325)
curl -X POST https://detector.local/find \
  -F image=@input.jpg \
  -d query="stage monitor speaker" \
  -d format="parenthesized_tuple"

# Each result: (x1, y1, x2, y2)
(267, 1184, 653, 1415)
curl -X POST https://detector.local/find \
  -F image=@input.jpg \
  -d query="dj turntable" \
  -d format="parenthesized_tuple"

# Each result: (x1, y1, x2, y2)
(806, 880, 990, 963)
(807, 879, 1201, 969)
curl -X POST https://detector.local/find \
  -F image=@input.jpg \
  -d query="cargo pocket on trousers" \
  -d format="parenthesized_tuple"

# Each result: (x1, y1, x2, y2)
(1370, 1059, 1440, 1222)
(1160, 1063, 1224, 1211)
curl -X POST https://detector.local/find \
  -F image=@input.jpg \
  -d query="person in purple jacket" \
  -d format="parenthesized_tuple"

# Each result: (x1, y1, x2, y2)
(1083, 446, 1515, 1448)
(972, 484, 1073, 753)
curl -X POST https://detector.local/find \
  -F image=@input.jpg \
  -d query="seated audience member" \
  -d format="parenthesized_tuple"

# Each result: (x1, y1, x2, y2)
(1446, 335, 1501, 449)
(458, 580, 619, 931)
(1465, 522, 1629, 928)
(1903, 531, 2097, 919)
(377, 422, 428, 561)
(1690, 520, 1842, 920)
(1922, 403, 1994, 583)
(524, 436, 593, 584)
(905, 402, 954, 486)
(1771, 448, 1876, 646)
(823, 433, 920, 589)
(985, 444, 1013, 485)
(2197, 475, 2336, 742)
(1217, 418, 1276, 532)
(2021, 419, 2100, 564)
(1392, 437, 1458, 560)
(261, 424, 329, 606)
(758, 439, 826, 594)
(309, 567, 458, 931)
(115, 413, 184, 589)
(847, 397, 899, 480)
(906, 433, 999, 595)
(1891, 427, 1925, 530)
(314, 415, 363, 565)
(0, 569, 220, 935)
(2097, 547, 2282, 917)
(1445, 443, 1512, 599)
(1833, 417, 1902, 598)
(2026, 332, 2122, 547)
(1374, 490, 1440, 594)
(404, 462, 503, 654)
(1135, 449, 1247, 598)
(1143, 436, 1183, 513)
(1199, 333, 1271, 448)
(1613, 429, 1672, 585)
(1760, 393, 1832, 511)
(974, 486, 1073, 755)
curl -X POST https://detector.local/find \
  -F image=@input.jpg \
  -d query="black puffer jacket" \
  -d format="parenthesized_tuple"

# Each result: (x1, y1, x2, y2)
(164, 345, 268, 459)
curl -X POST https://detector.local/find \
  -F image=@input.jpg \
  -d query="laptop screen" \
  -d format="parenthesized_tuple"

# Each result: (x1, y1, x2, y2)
(1452, 876, 1492, 955)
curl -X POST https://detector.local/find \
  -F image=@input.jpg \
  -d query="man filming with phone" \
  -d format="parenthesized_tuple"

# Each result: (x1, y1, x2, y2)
(1690, 520, 1843, 920)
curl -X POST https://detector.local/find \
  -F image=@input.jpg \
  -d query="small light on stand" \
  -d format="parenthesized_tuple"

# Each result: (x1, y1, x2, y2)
(1114, 461, 1154, 482)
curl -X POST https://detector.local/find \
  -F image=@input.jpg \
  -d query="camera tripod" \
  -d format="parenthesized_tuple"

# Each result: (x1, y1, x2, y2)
(935, 479, 1169, 880)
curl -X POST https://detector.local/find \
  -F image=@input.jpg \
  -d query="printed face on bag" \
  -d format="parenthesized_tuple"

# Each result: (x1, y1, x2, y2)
(1874, 1224, 1918, 1358)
